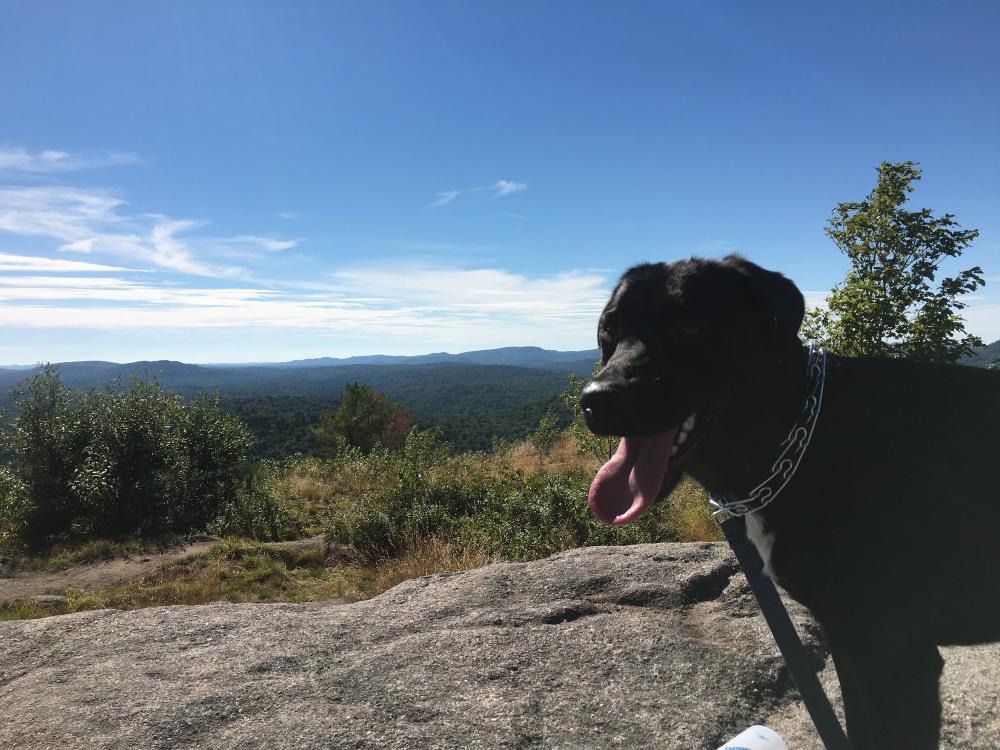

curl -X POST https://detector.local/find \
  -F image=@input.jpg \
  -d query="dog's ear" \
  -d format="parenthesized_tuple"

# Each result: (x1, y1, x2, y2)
(723, 255, 805, 343)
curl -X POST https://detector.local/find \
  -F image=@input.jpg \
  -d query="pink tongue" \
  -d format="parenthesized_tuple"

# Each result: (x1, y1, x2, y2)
(588, 429, 678, 525)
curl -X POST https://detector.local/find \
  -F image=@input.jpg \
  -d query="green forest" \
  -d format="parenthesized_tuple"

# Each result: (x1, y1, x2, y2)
(222, 392, 568, 458)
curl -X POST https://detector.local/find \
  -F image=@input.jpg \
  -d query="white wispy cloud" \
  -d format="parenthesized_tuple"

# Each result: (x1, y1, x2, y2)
(0, 185, 293, 278)
(148, 217, 231, 276)
(0, 186, 126, 241)
(424, 180, 527, 209)
(493, 180, 527, 196)
(958, 302, 1000, 344)
(6, 257, 995, 355)
(278, 211, 300, 220)
(0, 252, 132, 273)
(224, 235, 299, 252)
(0, 147, 142, 173)
(0, 263, 610, 351)
(802, 290, 829, 309)
(425, 190, 460, 209)
(328, 264, 604, 317)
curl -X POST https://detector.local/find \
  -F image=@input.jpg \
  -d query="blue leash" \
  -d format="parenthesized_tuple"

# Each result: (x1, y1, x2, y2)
(721, 516, 853, 750)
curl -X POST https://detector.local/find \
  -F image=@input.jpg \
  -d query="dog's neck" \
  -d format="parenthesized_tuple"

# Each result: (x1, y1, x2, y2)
(686, 344, 812, 500)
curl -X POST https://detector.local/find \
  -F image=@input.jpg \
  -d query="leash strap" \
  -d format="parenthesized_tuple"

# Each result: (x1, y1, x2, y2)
(721, 516, 853, 750)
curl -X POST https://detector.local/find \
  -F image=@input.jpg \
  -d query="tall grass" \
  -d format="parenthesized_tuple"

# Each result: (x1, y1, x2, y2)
(311, 427, 720, 565)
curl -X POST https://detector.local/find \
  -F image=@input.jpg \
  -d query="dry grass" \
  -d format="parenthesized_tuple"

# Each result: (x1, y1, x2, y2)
(0, 535, 186, 576)
(502, 433, 600, 475)
(662, 477, 723, 542)
(261, 461, 334, 532)
(0, 538, 364, 621)
(1, 535, 498, 622)
(287, 475, 330, 504)
(505, 433, 721, 543)
(372, 535, 497, 592)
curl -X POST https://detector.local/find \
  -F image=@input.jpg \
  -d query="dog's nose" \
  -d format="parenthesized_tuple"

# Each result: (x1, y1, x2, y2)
(580, 381, 617, 435)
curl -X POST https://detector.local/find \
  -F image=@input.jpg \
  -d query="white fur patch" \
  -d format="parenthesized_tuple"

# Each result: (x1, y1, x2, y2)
(745, 512, 776, 579)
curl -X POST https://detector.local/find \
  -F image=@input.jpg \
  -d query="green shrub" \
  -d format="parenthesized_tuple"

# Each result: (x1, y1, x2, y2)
(0, 465, 28, 554)
(0, 366, 254, 550)
(208, 461, 306, 541)
(322, 427, 693, 563)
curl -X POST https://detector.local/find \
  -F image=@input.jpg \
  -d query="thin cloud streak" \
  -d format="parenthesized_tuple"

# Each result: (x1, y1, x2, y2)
(0, 252, 132, 273)
(329, 264, 605, 309)
(425, 190, 459, 209)
(424, 179, 527, 209)
(0, 185, 294, 278)
(225, 235, 299, 252)
(0, 147, 142, 173)
(0, 265, 611, 344)
(4, 264, 996, 358)
(494, 180, 526, 196)
(959, 303, 1000, 344)
(802, 291, 829, 309)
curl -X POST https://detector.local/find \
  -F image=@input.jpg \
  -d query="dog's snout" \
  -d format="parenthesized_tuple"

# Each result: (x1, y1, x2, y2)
(580, 382, 617, 435)
(581, 375, 676, 437)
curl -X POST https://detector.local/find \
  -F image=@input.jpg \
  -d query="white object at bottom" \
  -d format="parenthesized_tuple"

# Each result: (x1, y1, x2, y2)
(715, 725, 788, 750)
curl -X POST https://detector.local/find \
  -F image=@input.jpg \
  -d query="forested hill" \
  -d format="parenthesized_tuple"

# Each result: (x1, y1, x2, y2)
(0, 358, 596, 406)
(7, 340, 990, 458)
(206, 346, 600, 369)
(963, 339, 1000, 368)
(0, 354, 600, 456)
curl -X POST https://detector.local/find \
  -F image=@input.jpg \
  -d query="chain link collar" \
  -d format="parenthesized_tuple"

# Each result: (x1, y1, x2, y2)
(708, 343, 827, 517)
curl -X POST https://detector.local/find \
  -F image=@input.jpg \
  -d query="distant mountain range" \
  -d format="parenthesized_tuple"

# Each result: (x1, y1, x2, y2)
(0, 347, 600, 408)
(202, 346, 602, 369)
(1, 341, 994, 458)
(0, 346, 599, 373)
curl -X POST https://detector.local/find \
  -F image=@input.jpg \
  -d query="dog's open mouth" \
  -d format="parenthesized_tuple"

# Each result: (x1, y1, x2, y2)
(588, 413, 697, 525)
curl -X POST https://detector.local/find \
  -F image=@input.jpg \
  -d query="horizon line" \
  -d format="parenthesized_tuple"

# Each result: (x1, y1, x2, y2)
(0, 344, 603, 369)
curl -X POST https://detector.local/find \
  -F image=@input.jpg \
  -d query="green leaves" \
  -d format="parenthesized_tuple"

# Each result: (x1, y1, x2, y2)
(802, 161, 984, 363)
(0, 367, 254, 550)
(528, 408, 561, 456)
(559, 370, 616, 463)
(311, 382, 411, 455)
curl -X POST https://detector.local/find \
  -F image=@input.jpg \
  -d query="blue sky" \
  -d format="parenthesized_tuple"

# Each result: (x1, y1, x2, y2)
(1, 1, 998, 364)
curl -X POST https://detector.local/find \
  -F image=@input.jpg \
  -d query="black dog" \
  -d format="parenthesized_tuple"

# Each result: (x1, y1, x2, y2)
(581, 255, 1000, 750)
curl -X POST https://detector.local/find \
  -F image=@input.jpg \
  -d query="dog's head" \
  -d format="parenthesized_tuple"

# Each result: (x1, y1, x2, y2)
(582, 255, 804, 524)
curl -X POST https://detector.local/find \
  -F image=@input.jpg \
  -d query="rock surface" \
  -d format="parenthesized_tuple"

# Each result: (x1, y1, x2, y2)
(1, 542, 997, 749)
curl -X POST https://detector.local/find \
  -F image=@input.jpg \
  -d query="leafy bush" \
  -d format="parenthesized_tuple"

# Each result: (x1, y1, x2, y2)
(0, 366, 255, 550)
(0, 465, 28, 553)
(207, 461, 307, 541)
(322, 427, 713, 564)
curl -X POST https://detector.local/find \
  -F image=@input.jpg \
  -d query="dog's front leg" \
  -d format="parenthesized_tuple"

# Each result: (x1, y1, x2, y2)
(826, 625, 943, 750)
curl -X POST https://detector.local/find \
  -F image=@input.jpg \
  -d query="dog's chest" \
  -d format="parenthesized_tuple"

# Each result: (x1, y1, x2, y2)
(745, 513, 777, 579)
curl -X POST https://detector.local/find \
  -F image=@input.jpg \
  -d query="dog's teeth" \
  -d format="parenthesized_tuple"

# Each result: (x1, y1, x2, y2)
(671, 444, 679, 456)
(676, 430, 689, 445)
(683, 414, 696, 432)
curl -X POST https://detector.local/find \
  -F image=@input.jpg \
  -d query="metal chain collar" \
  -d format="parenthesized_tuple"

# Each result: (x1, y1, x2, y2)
(708, 343, 827, 517)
